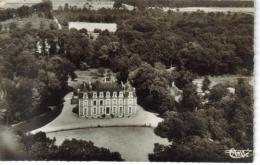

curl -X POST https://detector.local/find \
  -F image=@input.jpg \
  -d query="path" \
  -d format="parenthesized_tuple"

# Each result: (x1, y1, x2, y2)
(31, 91, 163, 133)
(53, 16, 62, 30)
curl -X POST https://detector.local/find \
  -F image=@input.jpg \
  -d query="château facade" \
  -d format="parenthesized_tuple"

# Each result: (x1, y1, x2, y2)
(78, 81, 137, 118)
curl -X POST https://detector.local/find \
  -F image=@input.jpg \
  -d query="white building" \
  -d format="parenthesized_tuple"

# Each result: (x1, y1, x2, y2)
(68, 22, 117, 32)
(78, 81, 137, 119)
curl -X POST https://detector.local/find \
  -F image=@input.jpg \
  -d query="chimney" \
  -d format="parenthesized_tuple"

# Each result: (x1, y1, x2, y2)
(121, 81, 126, 93)
(104, 70, 107, 83)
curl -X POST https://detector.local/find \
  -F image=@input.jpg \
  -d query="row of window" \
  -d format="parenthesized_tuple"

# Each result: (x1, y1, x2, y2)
(82, 99, 136, 106)
(83, 91, 134, 98)
(81, 106, 134, 116)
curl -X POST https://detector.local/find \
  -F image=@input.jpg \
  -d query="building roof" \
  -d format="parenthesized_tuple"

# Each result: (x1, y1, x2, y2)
(78, 81, 136, 99)
(68, 22, 117, 32)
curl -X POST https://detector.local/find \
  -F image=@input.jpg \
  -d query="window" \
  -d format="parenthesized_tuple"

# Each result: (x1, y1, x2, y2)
(99, 92, 104, 98)
(106, 92, 110, 97)
(100, 100, 103, 105)
(113, 107, 116, 114)
(84, 108, 87, 115)
(113, 92, 117, 97)
(129, 107, 132, 114)
(100, 107, 103, 114)
(113, 99, 116, 105)
(93, 100, 96, 106)
(93, 92, 97, 98)
(106, 100, 110, 105)
(119, 99, 123, 105)
(106, 107, 110, 114)
(93, 108, 96, 115)
(119, 107, 123, 114)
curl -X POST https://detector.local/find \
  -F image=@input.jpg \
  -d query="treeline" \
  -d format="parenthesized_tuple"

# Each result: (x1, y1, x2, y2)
(54, 8, 134, 25)
(0, 0, 53, 22)
(0, 130, 123, 161)
(120, 0, 254, 8)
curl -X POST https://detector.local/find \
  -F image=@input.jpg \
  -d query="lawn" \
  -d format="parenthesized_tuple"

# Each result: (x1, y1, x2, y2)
(0, 0, 115, 10)
(0, 14, 56, 31)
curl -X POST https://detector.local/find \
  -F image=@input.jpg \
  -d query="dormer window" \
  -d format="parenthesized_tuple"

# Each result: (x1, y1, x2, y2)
(128, 92, 133, 97)
(119, 92, 123, 97)
(93, 91, 97, 98)
(99, 92, 104, 98)
(113, 92, 117, 97)
(84, 93, 88, 99)
(106, 91, 110, 97)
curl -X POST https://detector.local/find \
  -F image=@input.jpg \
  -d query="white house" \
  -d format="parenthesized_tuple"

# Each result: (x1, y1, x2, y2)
(68, 22, 117, 32)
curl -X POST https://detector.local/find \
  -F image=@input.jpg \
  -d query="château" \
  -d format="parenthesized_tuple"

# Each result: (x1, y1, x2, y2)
(78, 78, 137, 118)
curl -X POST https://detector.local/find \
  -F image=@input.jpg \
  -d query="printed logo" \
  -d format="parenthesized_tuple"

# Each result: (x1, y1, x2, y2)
(225, 148, 253, 159)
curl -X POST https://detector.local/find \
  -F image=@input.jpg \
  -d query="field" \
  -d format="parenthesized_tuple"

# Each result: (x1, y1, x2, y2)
(0, 14, 56, 30)
(151, 7, 254, 14)
(0, 0, 115, 10)
(47, 127, 170, 161)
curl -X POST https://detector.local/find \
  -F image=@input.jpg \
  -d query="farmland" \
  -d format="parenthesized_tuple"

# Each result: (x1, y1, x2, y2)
(0, 14, 56, 31)
(0, 0, 115, 10)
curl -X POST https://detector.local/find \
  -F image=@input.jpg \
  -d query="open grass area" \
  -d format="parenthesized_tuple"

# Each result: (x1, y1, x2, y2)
(0, 0, 115, 10)
(47, 127, 170, 161)
(152, 6, 254, 15)
(0, 14, 56, 31)
(11, 104, 63, 133)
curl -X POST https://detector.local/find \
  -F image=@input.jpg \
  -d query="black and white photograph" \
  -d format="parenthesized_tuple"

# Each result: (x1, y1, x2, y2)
(0, 0, 256, 163)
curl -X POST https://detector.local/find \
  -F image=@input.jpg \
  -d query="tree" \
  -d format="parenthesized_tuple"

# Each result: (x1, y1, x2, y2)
(15, 53, 39, 78)
(24, 22, 32, 29)
(180, 83, 201, 112)
(149, 137, 236, 162)
(19, 132, 123, 161)
(113, 0, 123, 9)
(116, 69, 129, 84)
(49, 22, 58, 30)
(5, 77, 34, 122)
(54, 139, 123, 161)
(40, 21, 45, 29)
(208, 84, 228, 102)
(202, 76, 211, 92)
(131, 63, 173, 114)
(9, 22, 17, 31)
(172, 70, 195, 89)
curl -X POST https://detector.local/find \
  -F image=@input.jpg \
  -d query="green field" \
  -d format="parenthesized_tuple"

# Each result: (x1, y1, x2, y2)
(0, 0, 115, 10)
(0, 14, 56, 30)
